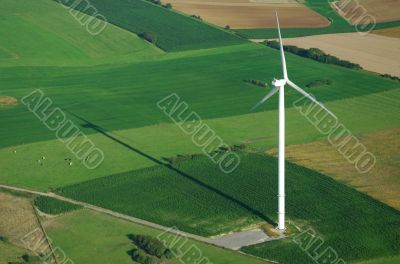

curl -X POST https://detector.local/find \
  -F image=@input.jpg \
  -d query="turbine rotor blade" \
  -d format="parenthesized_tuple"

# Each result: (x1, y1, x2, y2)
(286, 80, 336, 118)
(251, 86, 279, 111)
(275, 11, 288, 80)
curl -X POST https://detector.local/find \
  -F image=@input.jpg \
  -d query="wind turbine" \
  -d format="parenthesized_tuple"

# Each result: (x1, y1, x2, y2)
(251, 12, 336, 231)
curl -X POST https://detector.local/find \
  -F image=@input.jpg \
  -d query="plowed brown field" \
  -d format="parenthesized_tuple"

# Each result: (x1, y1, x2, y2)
(373, 26, 400, 38)
(336, 0, 400, 24)
(167, 0, 330, 28)
(281, 32, 400, 76)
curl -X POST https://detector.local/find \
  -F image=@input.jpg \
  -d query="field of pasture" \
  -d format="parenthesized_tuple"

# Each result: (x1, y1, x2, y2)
(1, 87, 399, 191)
(44, 209, 270, 264)
(56, 0, 245, 51)
(0, 0, 163, 67)
(0, 0, 399, 263)
(1, 42, 398, 148)
(55, 152, 400, 263)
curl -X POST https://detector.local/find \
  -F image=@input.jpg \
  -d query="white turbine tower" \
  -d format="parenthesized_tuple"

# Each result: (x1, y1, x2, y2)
(251, 12, 336, 231)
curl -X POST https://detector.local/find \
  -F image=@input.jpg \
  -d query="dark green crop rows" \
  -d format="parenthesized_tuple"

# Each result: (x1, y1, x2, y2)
(57, 152, 400, 263)
(34, 196, 82, 215)
(55, 0, 244, 51)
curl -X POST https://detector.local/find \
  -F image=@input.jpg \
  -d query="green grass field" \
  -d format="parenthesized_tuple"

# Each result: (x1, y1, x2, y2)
(0, 241, 38, 263)
(44, 209, 270, 264)
(236, 0, 400, 39)
(0, 47, 13, 59)
(355, 256, 400, 264)
(1, 0, 399, 263)
(54, 152, 400, 263)
(1, 88, 399, 191)
(56, 0, 245, 51)
(1, 42, 398, 149)
(0, 0, 163, 67)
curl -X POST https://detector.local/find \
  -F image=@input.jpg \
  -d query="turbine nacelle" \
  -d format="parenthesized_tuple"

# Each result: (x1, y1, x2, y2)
(272, 78, 287, 88)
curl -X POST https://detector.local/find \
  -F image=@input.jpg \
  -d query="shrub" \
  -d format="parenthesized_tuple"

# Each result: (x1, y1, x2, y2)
(20, 254, 42, 263)
(129, 234, 173, 259)
(244, 79, 268, 88)
(139, 32, 157, 44)
(306, 79, 333, 88)
(225, 25, 230, 30)
(163, 3, 172, 9)
(191, 15, 202, 20)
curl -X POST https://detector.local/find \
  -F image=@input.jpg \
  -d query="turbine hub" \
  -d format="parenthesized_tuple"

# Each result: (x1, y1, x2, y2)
(272, 78, 286, 87)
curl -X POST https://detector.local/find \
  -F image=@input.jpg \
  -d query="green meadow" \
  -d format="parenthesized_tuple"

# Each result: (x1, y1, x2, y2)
(44, 209, 270, 264)
(56, 0, 245, 51)
(1, 0, 399, 263)
(1, 42, 398, 148)
(0, 241, 35, 263)
(1, 88, 399, 191)
(0, 0, 163, 67)
(236, 0, 400, 39)
(55, 152, 400, 262)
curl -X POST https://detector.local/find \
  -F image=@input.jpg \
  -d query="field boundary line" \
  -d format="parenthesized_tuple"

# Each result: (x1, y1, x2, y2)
(31, 204, 60, 264)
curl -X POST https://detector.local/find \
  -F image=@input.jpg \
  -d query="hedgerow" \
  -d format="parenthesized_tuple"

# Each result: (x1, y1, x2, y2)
(264, 40, 362, 69)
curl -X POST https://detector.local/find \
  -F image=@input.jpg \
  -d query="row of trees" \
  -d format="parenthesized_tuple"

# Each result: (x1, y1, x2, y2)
(264, 40, 362, 70)
(380, 73, 400, 81)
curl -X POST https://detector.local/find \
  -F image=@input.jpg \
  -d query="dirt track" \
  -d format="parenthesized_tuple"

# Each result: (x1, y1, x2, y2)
(280, 32, 400, 76)
(168, 0, 330, 28)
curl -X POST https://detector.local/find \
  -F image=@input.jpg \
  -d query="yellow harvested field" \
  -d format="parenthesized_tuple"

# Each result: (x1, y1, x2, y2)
(373, 26, 400, 39)
(268, 128, 400, 210)
(336, 0, 400, 24)
(281, 32, 400, 76)
(167, 0, 330, 28)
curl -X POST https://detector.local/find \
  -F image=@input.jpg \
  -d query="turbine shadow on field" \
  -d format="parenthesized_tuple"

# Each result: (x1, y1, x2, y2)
(66, 110, 275, 226)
